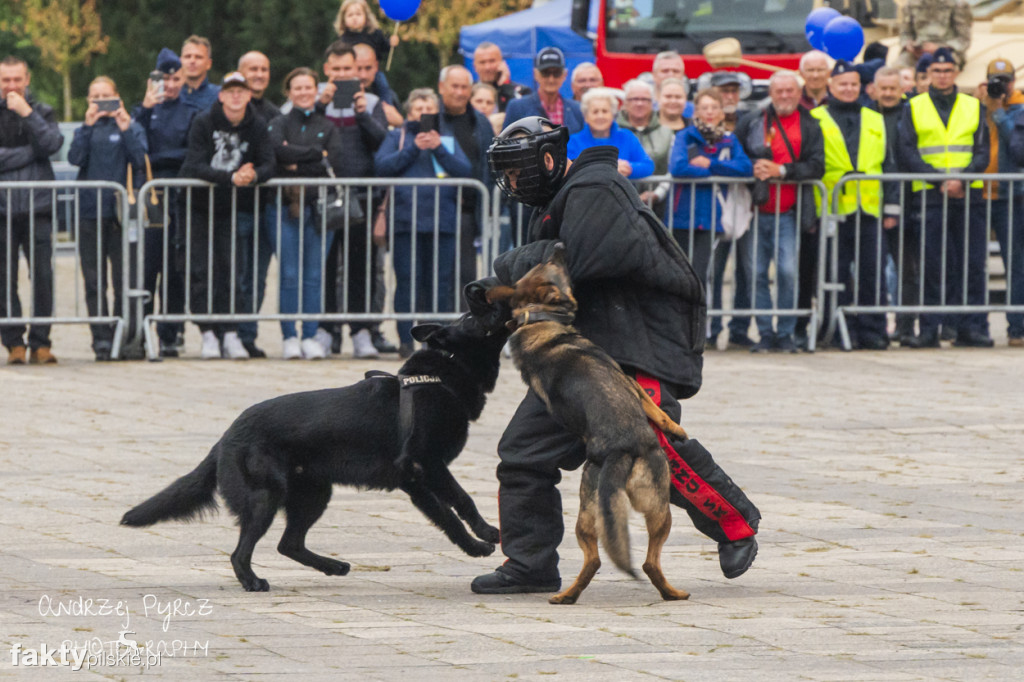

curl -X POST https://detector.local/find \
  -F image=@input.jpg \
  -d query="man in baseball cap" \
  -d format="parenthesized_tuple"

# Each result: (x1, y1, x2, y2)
(503, 46, 584, 133)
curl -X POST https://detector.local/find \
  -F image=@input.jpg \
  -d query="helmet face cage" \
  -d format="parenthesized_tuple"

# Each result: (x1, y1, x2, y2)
(488, 118, 568, 207)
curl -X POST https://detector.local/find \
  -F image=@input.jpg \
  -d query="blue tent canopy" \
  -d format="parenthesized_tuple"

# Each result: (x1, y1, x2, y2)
(460, 0, 599, 100)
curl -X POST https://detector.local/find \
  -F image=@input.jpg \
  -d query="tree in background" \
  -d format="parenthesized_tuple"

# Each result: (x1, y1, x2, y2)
(5, 0, 109, 121)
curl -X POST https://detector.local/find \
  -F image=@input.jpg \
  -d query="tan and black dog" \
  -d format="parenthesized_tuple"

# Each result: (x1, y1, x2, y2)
(486, 244, 690, 605)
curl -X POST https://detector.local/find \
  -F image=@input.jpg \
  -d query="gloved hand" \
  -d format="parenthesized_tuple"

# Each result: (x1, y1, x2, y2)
(464, 277, 511, 334)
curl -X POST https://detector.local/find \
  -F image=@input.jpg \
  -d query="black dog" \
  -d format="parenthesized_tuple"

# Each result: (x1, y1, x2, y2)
(122, 318, 507, 591)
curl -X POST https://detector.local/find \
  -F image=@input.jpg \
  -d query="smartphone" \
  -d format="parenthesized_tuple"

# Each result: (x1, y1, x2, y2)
(149, 70, 165, 99)
(332, 79, 360, 109)
(419, 113, 439, 133)
(96, 99, 120, 113)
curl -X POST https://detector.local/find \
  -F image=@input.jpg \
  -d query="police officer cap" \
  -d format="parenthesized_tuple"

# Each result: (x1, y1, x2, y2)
(155, 47, 181, 75)
(831, 60, 855, 77)
(915, 54, 933, 74)
(931, 47, 955, 65)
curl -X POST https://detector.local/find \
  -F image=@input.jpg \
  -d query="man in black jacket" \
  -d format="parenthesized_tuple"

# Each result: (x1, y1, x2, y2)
(315, 41, 389, 359)
(1, 56, 64, 365)
(466, 117, 761, 594)
(179, 71, 275, 360)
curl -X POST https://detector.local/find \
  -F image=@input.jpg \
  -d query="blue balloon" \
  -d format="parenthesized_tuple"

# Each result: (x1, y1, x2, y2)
(822, 16, 865, 62)
(379, 0, 421, 23)
(805, 7, 841, 51)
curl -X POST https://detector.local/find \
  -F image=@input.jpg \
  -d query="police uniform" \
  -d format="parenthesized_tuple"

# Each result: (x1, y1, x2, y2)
(896, 48, 992, 346)
(898, 0, 973, 67)
(812, 61, 890, 348)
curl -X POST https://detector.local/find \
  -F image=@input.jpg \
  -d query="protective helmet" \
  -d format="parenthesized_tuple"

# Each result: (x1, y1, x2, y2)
(487, 116, 569, 207)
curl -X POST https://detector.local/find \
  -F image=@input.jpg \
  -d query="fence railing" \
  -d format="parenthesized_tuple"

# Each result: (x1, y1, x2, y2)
(6, 172, 1024, 360)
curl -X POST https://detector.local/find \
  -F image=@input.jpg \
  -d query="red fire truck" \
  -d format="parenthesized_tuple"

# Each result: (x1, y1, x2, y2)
(571, 0, 814, 87)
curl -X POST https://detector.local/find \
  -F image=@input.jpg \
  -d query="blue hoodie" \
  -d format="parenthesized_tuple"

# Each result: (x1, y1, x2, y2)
(567, 121, 654, 179)
(669, 126, 752, 232)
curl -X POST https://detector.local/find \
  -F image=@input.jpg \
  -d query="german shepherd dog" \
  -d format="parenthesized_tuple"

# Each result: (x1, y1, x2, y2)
(486, 245, 690, 604)
(122, 318, 507, 592)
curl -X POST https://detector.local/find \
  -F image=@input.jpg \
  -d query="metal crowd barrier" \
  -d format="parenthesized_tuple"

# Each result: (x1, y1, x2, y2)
(2, 180, 132, 358)
(497, 176, 828, 351)
(826, 172, 1024, 350)
(134, 177, 491, 360)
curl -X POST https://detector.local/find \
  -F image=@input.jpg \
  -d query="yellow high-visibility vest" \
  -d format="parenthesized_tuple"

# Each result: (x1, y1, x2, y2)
(810, 105, 885, 217)
(908, 91, 983, 191)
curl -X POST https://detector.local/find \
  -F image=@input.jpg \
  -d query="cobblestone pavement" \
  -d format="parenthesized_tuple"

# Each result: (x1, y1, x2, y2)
(1, 322, 1022, 681)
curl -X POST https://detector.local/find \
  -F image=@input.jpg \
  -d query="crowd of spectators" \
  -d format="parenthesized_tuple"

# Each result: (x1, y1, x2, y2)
(3, 1, 1023, 364)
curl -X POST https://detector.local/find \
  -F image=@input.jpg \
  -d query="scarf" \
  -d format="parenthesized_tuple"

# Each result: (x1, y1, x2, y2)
(695, 118, 728, 145)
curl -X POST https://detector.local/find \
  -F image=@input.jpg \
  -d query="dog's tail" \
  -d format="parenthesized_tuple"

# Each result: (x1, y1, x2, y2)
(120, 446, 219, 527)
(598, 451, 638, 578)
(630, 378, 688, 441)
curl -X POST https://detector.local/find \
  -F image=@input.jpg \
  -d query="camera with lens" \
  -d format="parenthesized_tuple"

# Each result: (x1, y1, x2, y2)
(987, 73, 1012, 99)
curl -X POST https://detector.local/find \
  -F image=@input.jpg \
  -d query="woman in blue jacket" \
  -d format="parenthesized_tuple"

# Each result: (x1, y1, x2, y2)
(68, 76, 147, 361)
(374, 88, 473, 357)
(669, 88, 752, 288)
(567, 87, 653, 179)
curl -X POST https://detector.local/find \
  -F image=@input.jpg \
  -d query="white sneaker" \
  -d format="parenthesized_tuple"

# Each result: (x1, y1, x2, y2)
(282, 337, 302, 360)
(200, 330, 221, 359)
(313, 327, 334, 355)
(301, 338, 327, 360)
(351, 328, 379, 359)
(221, 332, 249, 360)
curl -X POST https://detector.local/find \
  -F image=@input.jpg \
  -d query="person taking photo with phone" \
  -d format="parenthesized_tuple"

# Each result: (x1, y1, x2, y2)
(68, 76, 147, 361)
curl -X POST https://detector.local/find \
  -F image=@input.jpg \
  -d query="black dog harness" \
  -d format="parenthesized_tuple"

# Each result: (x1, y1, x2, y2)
(512, 305, 576, 329)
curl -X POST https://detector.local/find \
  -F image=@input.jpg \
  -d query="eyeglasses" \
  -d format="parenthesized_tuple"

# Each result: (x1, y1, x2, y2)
(930, 68, 956, 75)
(626, 97, 652, 103)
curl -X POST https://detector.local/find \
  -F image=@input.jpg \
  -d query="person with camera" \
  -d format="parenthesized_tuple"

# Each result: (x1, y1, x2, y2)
(266, 67, 344, 360)
(0, 55, 64, 365)
(374, 88, 475, 358)
(897, 47, 992, 348)
(134, 48, 199, 358)
(179, 71, 275, 360)
(313, 41, 388, 359)
(981, 59, 1024, 347)
(67, 76, 147, 361)
(734, 71, 824, 354)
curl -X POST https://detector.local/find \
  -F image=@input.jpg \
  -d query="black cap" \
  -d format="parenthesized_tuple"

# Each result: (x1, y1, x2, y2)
(155, 48, 181, 75)
(535, 47, 566, 72)
(832, 60, 857, 77)
(710, 72, 742, 88)
(916, 54, 933, 74)
(931, 47, 955, 65)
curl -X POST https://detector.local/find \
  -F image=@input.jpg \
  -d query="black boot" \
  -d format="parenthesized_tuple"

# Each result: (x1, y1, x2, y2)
(471, 566, 560, 594)
(718, 536, 758, 579)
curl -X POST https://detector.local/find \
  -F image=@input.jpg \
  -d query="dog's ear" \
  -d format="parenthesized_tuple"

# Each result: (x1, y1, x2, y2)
(411, 323, 443, 342)
(548, 242, 567, 267)
(485, 285, 516, 303)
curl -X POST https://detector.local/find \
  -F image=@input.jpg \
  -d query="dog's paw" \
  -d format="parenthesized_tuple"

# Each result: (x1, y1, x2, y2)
(475, 524, 500, 544)
(462, 540, 495, 557)
(242, 578, 270, 592)
(548, 592, 578, 605)
(319, 559, 351, 577)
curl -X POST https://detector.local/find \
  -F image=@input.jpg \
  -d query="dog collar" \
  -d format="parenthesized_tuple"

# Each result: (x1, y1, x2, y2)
(513, 307, 576, 328)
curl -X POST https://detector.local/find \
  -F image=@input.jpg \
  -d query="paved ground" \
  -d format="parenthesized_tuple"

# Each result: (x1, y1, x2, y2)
(1, 319, 1023, 680)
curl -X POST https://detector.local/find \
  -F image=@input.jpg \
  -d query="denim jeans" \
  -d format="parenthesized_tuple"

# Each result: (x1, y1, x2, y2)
(266, 205, 331, 340)
(990, 198, 1024, 338)
(754, 210, 798, 339)
(392, 231, 456, 344)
